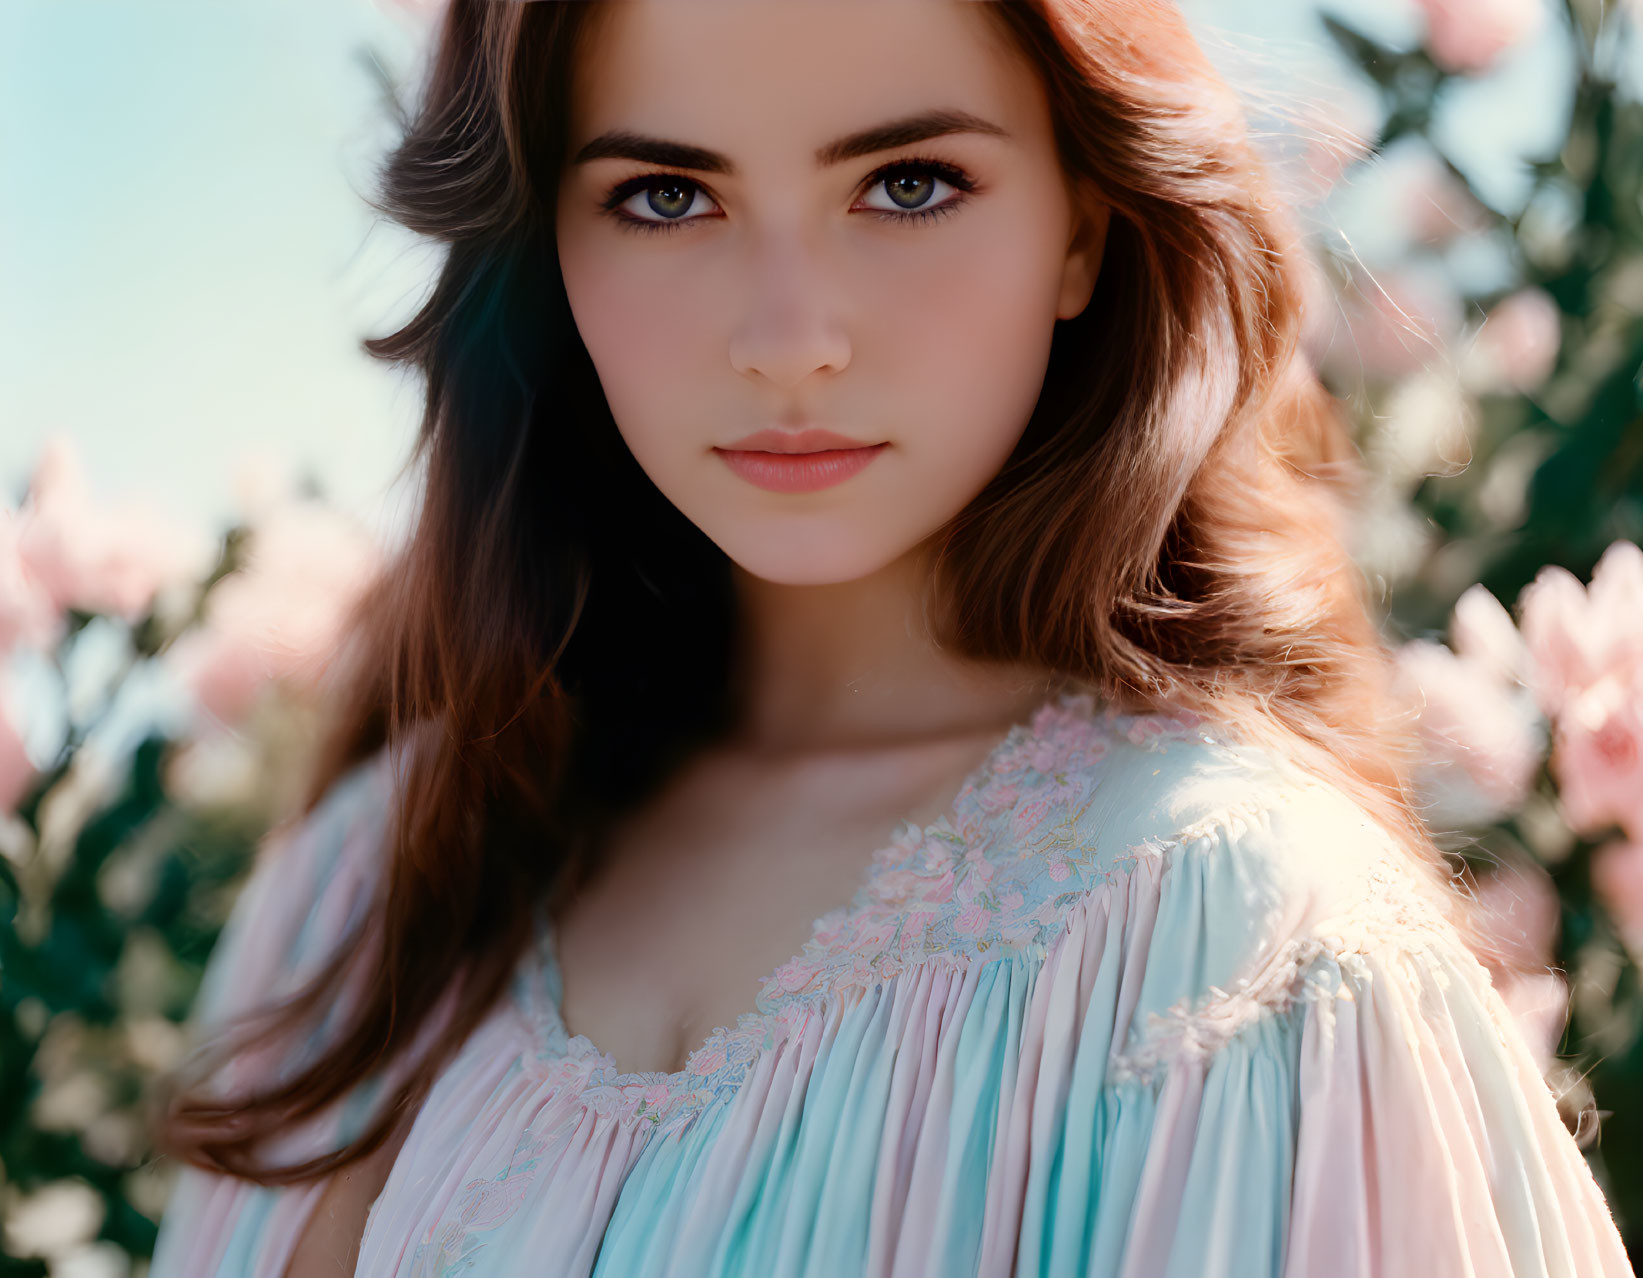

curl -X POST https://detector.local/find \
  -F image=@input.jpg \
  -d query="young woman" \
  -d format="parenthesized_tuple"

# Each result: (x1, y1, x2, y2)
(147, 0, 1633, 1274)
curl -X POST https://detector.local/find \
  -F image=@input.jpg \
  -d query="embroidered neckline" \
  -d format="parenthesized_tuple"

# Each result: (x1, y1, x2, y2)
(508, 689, 1223, 1134)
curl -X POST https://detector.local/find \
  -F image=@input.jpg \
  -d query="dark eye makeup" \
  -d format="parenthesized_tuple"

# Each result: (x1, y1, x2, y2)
(596, 154, 980, 237)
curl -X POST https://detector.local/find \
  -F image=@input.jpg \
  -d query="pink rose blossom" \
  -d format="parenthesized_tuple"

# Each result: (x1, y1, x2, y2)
(1415, 0, 1544, 73)
(13, 436, 213, 628)
(1518, 540, 1643, 719)
(1551, 686, 1643, 842)
(1517, 542, 1643, 839)
(1451, 582, 1532, 685)
(1393, 636, 1544, 827)
(165, 498, 382, 730)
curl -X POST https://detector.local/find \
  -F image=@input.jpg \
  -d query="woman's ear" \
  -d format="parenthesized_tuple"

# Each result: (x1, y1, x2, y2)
(1056, 180, 1111, 321)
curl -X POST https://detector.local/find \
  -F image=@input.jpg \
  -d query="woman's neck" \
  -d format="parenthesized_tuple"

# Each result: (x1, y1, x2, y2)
(725, 543, 1069, 756)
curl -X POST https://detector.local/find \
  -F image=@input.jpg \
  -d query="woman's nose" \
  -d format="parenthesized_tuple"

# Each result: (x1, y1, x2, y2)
(727, 235, 852, 391)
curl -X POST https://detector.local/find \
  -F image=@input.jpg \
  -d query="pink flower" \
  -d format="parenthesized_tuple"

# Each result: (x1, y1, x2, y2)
(1393, 636, 1544, 827)
(953, 903, 994, 936)
(0, 508, 62, 654)
(1451, 582, 1532, 686)
(1415, 0, 1543, 73)
(1518, 540, 1643, 720)
(14, 436, 213, 626)
(1551, 686, 1643, 842)
(0, 684, 34, 814)
(1591, 832, 1643, 961)
(165, 498, 382, 730)
(1517, 542, 1643, 839)
(1462, 288, 1563, 395)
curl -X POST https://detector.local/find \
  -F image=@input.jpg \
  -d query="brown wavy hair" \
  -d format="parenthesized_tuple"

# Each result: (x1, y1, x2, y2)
(150, 0, 1487, 1186)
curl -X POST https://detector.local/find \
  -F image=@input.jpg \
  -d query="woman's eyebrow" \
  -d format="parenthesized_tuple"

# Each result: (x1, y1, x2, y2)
(570, 108, 1010, 174)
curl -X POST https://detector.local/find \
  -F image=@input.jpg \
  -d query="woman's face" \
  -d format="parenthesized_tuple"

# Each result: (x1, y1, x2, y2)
(556, 0, 1108, 586)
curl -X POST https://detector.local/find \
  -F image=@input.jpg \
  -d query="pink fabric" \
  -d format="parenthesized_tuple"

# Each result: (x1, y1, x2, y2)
(150, 695, 1636, 1277)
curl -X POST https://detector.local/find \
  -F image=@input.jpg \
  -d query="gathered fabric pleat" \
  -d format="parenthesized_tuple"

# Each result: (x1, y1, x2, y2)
(151, 702, 1634, 1278)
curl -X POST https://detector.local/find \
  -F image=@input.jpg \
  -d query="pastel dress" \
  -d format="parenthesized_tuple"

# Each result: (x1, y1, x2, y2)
(149, 692, 1634, 1277)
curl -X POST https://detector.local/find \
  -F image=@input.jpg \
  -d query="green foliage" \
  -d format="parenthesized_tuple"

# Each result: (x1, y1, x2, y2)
(1325, 0, 1643, 1256)
(2, 730, 267, 1272)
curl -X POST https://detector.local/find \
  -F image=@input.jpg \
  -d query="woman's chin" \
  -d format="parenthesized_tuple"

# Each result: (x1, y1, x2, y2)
(711, 531, 912, 588)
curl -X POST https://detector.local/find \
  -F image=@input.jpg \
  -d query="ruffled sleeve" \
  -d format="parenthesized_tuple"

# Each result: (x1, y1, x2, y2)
(990, 766, 1634, 1278)
(149, 746, 400, 1278)
(1280, 930, 1628, 1277)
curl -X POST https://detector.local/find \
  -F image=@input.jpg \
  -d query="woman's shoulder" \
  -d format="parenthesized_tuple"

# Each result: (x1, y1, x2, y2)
(189, 741, 402, 1041)
(764, 691, 1450, 1018)
(993, 690, 1423, 911)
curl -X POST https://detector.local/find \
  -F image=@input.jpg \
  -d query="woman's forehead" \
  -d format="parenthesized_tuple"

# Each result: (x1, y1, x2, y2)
(564, 0, 1038, 160)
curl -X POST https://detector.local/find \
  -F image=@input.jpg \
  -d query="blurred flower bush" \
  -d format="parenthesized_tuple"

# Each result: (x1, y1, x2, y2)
(1, 438, 382, 1275)
(1308, 0, 1643, 1258)
(3, 0, 1642, 1272)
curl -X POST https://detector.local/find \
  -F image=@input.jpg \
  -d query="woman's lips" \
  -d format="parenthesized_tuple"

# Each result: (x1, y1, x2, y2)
(713, 442, 889, 494)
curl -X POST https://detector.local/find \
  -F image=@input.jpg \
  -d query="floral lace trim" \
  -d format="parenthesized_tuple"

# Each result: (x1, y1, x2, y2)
(508, 693, 1242, 1134)
(1102, 816, 1469, 1087)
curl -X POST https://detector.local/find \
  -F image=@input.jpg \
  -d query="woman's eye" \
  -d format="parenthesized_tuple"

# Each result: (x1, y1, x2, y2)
(599, 157, 977, 237)
(603, 177, 722, 235)
(855, 161, 973, 222)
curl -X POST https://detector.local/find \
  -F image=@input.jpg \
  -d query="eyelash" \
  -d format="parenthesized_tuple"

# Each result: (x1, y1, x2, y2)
(597, 154, 979, 237)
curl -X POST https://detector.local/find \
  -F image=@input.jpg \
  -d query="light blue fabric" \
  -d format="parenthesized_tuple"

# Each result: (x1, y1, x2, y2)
(150, 697, 1635, 1277)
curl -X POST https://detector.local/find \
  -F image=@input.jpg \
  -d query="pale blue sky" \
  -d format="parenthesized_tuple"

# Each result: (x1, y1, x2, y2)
(1, 0, 1603, 544)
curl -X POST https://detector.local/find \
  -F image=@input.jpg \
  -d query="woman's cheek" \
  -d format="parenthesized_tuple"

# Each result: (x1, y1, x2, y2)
(894, 237, 1062, 471)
